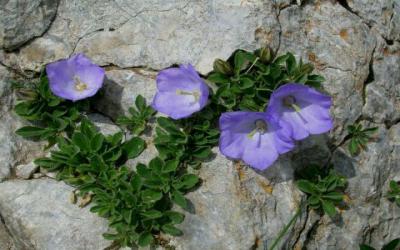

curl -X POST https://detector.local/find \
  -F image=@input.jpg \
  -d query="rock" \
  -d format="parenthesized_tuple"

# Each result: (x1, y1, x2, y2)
(33, 172, 45, 179)
(277, 1, 376, 143)
(0, 0, 280, 74)
(0, 115, 17, 182)
(362, 37, 400, 124)
(15, 162, 38, 179)
(299, 122, 399, 249)
(0, 0, 59, 50)
(0, 220, 16, 250)
(169, 148, 305, 250)
(0, 179, 110, 250)
(346, 0, 400, 41)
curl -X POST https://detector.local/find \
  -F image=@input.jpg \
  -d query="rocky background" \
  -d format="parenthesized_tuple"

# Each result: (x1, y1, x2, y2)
(0, 0, 399, 249)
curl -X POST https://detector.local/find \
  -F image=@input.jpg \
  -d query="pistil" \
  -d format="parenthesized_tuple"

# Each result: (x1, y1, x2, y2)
(247, 119, 268, 139)
(74, 76, 88, 92)
(283, 95, 301, 112)
(176, 89, 200, 101)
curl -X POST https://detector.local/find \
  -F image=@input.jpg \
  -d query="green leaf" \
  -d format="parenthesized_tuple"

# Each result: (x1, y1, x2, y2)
(234, 50, 250, 74)
(90, 134, 104, 152)
(296, 180, 316, 195)
(102, 233, 119, 241)
(192, 147, 212, 159)
(141, 190, 163, 203)
(165, 211, 185, 224)
(286, 53, 297, 74)
(308, 195, 320, 206)
(382, 238, 400, 250)
(135, 95, 146, 111)
(163, 159, 179, 173)
(321, 200, 336, 217)
(122, 137, 145, 159)
(149, 157, 164, 172)
(72, 132, 91, 152)
(349, 139, 359, 155)
(389, 181, 400, 192)
(141, 210, 163, 219)
(138, 232, 153, 247)
(322, 192, 344, 202)
(178, 174, 199, 190)
(122, 209, 133, 223)
(34, 158, 56, 168)
(131, 174, 142, 191)
(161, 224, 183, 236)
(15, 126, 48, 138)
(207, 72, 230, 84)
(172, 190, 187, 209)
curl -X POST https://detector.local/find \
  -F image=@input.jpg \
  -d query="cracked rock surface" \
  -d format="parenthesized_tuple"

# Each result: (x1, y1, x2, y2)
(0, 0, 399, 249)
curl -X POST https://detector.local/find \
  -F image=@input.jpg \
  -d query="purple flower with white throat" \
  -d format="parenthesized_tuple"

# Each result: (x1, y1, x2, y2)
(267, 83, 333, 140)
(46, 53, 105, 102)
(219, 111, 294, 170)
(151, 64, 209, 119)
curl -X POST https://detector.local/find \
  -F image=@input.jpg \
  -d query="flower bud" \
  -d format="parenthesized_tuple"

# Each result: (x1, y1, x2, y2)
(213, 59, 233, 75)
(257, 47, 274, 63)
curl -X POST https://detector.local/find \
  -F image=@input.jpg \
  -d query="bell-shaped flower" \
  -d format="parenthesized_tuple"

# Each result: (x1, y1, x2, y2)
(219, 111, 294, 170)
(267, 83, 333, 140)
(151, 64, 209, 119)
(46, 53, 105, 101)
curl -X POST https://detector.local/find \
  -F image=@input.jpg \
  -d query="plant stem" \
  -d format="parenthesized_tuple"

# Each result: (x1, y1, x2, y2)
(268, 203, 304, 250)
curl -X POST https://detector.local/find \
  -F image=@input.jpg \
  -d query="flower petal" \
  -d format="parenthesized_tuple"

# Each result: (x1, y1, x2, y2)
(152, 91, 200, 119)
(299, 104, 333, 134)
(281, 111, 310, 140)
(241, 133, 279, 170)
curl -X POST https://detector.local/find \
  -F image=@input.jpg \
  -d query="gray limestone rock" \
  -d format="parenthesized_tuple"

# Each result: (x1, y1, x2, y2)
(346, 0, 400, 41)
(15, 162, 38, 179)
(0, 0, 280, 74)
(363, 37, 400, 124)
(0, 220, 16, 250)
(0, 179, 110, 250)
(0, 0, 59, 50)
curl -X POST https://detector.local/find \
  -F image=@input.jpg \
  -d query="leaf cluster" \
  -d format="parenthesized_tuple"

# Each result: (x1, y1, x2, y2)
(98, 157, 198, 247)
(117, 95, 156, 135)
(34, 119, 145, 185)
(347, 123, 378, 156)
(207, 48, 325, 111)
(387, 180, 400, 207)
(14, 75, 88, 145)
(360, 238, 400, 250)
(34, 119, 200, 247)
(296, 168, 347, 217)
(154, 110, 219, 168)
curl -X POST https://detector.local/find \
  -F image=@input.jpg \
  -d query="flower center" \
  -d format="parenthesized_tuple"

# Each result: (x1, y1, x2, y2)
(176, 89, 200, 102)
(74, 76, 88, 92)
(248, 119, 268, 138)
(283, 95, 301, 112)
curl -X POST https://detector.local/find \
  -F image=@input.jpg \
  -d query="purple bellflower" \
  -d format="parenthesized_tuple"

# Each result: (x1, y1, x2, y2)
(151, 64, 209, 120)
(46, 53, 105, 102)
(219, 111, 294, 170)
(267, 83, 333, 140)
